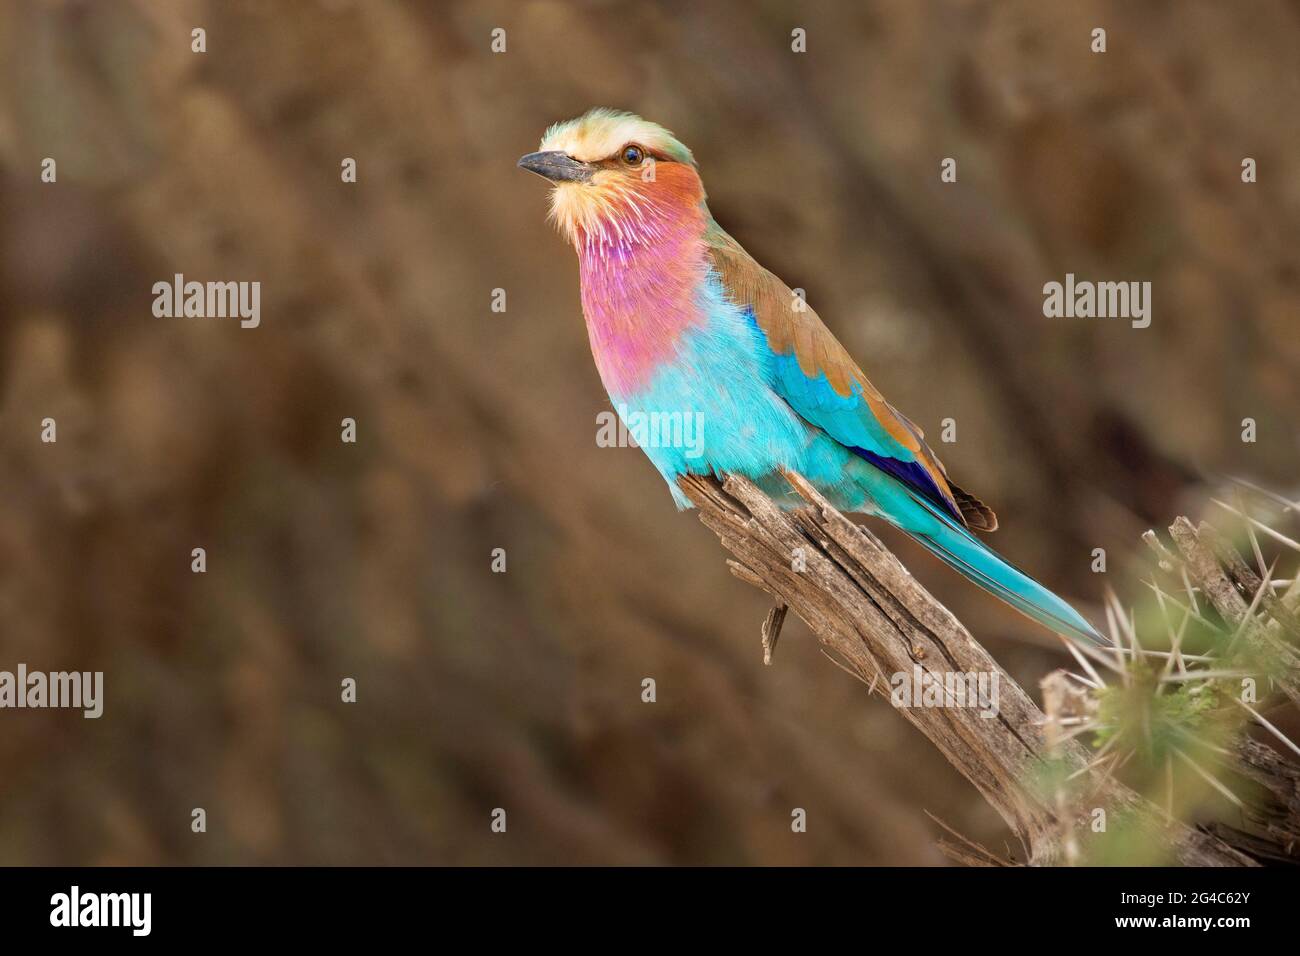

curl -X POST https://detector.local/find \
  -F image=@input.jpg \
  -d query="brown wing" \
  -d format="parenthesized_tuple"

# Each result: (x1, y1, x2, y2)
(706, 223, 996, 532)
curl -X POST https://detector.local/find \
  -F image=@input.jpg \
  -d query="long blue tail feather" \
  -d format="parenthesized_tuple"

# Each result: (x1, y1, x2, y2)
(892, 491, 1104, 646)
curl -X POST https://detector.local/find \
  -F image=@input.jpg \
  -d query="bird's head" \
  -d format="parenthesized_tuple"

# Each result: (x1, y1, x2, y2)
(518, 109, 705, 250)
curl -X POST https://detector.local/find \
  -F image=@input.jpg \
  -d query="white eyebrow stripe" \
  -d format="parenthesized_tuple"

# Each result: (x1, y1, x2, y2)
(541, 116, 682, 164)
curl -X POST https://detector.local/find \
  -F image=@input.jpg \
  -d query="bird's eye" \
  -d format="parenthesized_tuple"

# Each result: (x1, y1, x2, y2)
(621, 144, 645, 166)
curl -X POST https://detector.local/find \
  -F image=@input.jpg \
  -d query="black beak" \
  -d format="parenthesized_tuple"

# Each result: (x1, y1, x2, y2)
(517, 150, 595, 183)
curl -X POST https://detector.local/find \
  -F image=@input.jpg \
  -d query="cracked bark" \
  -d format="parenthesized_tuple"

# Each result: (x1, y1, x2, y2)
(677, 471, 1256, 866)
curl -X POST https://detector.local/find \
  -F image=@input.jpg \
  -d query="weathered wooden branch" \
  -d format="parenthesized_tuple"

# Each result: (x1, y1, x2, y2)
(678, 471, 1259, 866)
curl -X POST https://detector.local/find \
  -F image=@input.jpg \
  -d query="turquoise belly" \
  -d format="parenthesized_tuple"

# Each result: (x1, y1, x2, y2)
(609, 303, 872, 511)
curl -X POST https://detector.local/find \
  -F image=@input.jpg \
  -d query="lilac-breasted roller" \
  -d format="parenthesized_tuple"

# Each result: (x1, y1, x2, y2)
(519, 109, 1100, 645)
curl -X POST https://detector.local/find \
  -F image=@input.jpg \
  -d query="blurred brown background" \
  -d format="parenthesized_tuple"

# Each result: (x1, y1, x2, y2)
(0, 0, 1297, 865)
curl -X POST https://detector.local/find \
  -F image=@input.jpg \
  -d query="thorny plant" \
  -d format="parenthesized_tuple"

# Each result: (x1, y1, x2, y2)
(1039, 479, 1300, 865)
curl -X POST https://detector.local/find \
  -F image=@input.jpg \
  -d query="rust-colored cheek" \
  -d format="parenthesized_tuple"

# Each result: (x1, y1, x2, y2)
(557, 164, 707, 245)
(642, 162, 705, 206)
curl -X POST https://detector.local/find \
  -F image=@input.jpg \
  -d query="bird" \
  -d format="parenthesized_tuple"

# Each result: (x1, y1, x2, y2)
(519, 108, 1100, 645)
